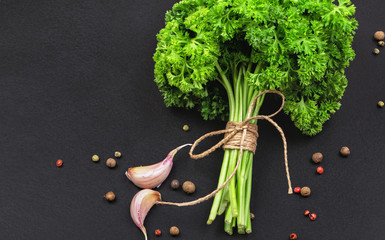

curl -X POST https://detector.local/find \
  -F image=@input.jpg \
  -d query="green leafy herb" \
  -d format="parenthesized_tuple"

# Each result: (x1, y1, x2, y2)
(154, 0, 357, 234)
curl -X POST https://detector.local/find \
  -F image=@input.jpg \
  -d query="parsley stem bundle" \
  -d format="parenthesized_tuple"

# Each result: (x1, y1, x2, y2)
(207, 63, 264, 231)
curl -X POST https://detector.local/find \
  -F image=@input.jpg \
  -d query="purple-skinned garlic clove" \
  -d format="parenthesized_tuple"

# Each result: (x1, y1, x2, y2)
(125, 143, 191, 189)
(130, 189, 162, 240)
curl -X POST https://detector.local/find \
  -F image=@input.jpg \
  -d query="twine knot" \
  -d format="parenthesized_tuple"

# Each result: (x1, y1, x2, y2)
(223, 121, 259, 154)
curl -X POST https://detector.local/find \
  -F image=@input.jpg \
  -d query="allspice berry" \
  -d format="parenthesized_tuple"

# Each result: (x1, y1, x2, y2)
(182, 181, 195, 194)
(170, 179, 180, 190)
(170, 226, 180, 236)
(105, 191, 115, 201)
(106, 158, 117, 168)
(114, 151, 122, 158)
(340, 146, 350, 157)
(374, 31, 385, 41)
(312, 152, 323, 163)
(300, 186, 311, 197)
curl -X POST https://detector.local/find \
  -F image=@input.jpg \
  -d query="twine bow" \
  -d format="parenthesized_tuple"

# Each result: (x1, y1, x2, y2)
(157, 90, 293, 207)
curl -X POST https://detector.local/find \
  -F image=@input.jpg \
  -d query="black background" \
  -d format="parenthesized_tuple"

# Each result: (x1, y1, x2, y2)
(0, 1, 384, 239)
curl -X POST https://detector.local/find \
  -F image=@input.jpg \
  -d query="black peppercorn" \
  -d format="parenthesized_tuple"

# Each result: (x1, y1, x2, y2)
(170, 179, 180, 190)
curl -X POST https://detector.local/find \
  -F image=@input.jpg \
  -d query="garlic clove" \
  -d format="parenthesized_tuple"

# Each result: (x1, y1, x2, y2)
(126, 158, 172, 189)
(130, 189, 162, 240)
(126, 144, 191, 189)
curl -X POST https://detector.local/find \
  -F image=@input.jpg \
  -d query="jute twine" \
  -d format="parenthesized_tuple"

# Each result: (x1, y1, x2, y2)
(157, 90, 293, 207)
(223, 121, 258, 153)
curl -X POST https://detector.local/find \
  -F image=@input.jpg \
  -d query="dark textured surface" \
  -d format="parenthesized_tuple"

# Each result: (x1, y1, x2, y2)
(0, 1, 384, 239)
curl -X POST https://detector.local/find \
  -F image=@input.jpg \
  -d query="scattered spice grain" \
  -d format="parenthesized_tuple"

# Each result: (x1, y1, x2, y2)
(309, 213, 317, 221)
(374, 31, 385, 41)
(56, 159, 63, 167)
(155, 229, 161, 236)
(170, 179, 180, 190)
(340, 146, 350, 157)
(182, 125, 189, 131)
(92, 155, 99, 162)
(114, 151, 122, 158)
(182, 181, 195, 194)
(312, 152, 323, 163)
(106, 158, 117, 168)
(170, 226, 180, 236)
(289, 233, 298, 240)
(300, 187, 311, 197)
(104, 191, 115, 201)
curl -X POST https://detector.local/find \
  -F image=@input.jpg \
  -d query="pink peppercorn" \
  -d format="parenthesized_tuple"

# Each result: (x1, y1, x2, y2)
(294, 187, 301, 193)
(155, 229, 161, 236)
(289, 233, 298, 239)
(309, 213, 317, 221)
(56, 159, 63, 167)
